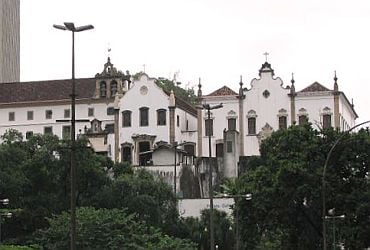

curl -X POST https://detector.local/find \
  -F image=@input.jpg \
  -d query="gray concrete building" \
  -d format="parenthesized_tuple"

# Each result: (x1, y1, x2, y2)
(0, 0, 20, 83)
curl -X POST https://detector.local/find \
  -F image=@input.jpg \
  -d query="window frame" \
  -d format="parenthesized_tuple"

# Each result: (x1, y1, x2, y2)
(139, 107, 149, 127)
(44, 126, 53, 135)
(100, 81, 107, 97)
(248, 117, 256, 135)
(110, 80, 118, 97)
(27, 111, 34, 120)
(157, 109, 167, 126)
(322, 114, 332, 129)
(64, 109, 70, 118)
(228, 118, 237, 131)
(88, 107, 94, 117)
(45, 110, 53, 119)
(8, 112, 15, 121)
(62, 125, 71, 140)
(278, 116, 287, 130)
(107, 107, 115, 115)
(122, 110, 132, 127)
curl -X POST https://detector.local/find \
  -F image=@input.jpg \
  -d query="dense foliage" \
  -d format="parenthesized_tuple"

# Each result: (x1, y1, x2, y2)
(236, 124, 370, 249)
(0, 130, 196, 248)
(32, 207, 196, 250)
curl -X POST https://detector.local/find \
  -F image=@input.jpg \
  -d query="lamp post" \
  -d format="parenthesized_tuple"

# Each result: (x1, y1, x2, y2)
(218, 193, 252, 250)
(0, 212, 12, 242)
(53, 22, 94, 250)
(325, 209, 345, 250)
(203, 103, 223, 250)
(322, 120, 370, 250)
(0, 198, 11, 242)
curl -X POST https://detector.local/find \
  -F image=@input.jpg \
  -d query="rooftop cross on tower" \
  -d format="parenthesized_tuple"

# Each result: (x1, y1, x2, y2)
(107, 43, 111, 58)
(263, 52, 269, 62)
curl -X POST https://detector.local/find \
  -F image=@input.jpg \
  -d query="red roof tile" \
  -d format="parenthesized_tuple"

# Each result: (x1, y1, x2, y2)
(207, 86, 237, 96)
(299, 82, 331, 93)
(0, 78, 96, 104)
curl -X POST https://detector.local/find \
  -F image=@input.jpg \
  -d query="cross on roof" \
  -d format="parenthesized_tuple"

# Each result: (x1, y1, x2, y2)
(107, 43, 111, 57)
(263, 52, 269, 62)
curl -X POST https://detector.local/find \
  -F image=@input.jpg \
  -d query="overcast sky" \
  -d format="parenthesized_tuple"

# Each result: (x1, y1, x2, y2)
(20, 0, 370, 124)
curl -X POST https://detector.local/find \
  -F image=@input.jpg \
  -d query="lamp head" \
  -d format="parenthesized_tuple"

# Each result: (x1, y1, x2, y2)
(64, 22, 76, 31)
(53, 24, 66, 31)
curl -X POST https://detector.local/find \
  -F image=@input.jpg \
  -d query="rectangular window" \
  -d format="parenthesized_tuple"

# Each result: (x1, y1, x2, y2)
(8, 112, 15, 121)
(45, 110, 52, 119)
(62, 126, 71, 140)
(105, 124, 114, 134)
(216, 143, 224, 157)
(323, 114, 332, 129)
(140, 107, 149, 126)
(205, 119, 213, 136)
(186, 120, 189, 131)
(228, 118, 236, 130)
(44, 126, 53, 135)
(64, 109, 70, 118)
(88, 108, 94, 117)
(279, 116, 287, 129)
(26, 131, 33, 139)
(27, 111, 34, 120)
(248, 117, 256, 135)
(122, 111, 132, 127)
(298, 115, 308, 125)
(177, 115, 180, 127)
(227, 141, 233, 153)
(107, 107, 115, 115)
(157, 109, 166, 126)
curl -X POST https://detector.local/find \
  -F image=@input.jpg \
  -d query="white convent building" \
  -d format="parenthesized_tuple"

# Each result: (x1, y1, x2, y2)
(0, 58, 357, 196)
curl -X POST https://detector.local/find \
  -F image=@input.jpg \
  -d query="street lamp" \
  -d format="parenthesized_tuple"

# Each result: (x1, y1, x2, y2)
(0, 198, 11, 242)
(219, 193, 252, 250)
(322, 120, 370, 250)
(0, 212, 12, 242)
(203, 103, 223, 250)
(53, 22, 94, 250)
(0, 199, 9, 205)
(325, 209, 345, 250)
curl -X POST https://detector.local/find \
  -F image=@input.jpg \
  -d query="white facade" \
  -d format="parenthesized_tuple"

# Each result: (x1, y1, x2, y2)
(0, 59, 358, 181)
(117, 73, 198, 166)
(199, 62, 358, 161)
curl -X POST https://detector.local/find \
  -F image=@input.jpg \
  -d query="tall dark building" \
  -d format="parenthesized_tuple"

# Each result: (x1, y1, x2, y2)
(0, 0, 20, 83)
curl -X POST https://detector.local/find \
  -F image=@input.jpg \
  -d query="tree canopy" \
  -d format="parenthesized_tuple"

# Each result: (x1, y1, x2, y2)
(236, 124, 370, 249)
(32, 207, 196, 250)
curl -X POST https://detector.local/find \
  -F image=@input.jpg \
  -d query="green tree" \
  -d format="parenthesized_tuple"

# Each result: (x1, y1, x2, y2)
(237, 125, 370, 249)
(0, 132, 112, 243)
(155, 77, 197, 105)
(32, 207, 196, 250)
(91, 168, 180, 235)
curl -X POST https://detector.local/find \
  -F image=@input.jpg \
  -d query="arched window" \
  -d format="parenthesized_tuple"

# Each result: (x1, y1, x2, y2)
(100, 81, 107, 97)
(298, 108, 308, 125)
(278, 108, 288, 129)
(322, 107, 332, 129)
(110, 80, 118, 96)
